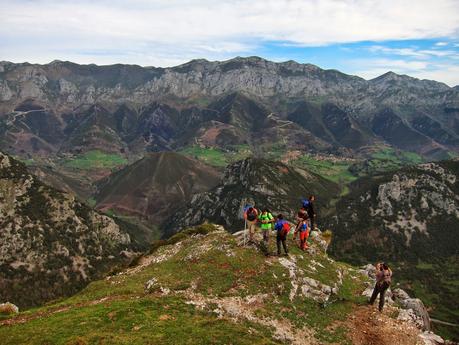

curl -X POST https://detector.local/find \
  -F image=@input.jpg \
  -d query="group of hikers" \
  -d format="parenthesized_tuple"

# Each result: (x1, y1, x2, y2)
(243, 195, 393, 312)
(243, 195, 316, 256)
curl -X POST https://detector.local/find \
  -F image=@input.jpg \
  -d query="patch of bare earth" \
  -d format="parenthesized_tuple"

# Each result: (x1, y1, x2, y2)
(338, 305, 422, 345)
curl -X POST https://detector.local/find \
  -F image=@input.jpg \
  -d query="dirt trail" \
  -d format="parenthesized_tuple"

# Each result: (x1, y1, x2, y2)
(341, 305, 422, 345)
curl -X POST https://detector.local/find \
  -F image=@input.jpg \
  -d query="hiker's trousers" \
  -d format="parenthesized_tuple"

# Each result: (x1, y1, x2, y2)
(299, 230, 309, 250)
(369, 282, 390, 311)
(247, 220, 257, 240)
(276, 232, 288, 254)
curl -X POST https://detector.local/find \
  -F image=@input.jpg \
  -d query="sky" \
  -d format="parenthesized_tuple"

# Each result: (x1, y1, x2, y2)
(1, 0, 459, 86)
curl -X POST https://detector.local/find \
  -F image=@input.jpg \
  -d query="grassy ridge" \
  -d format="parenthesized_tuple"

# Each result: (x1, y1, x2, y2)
(0, 225, 367, 345)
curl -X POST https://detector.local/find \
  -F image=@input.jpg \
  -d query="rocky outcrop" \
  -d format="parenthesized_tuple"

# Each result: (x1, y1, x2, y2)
(418, 332, 446, 345)
(330, 159, 459, 262)
(0, 151, 137, 308)
(360, 265, 437, 336)
(162, 158, 340, 235)
(393, 288, 432, 331)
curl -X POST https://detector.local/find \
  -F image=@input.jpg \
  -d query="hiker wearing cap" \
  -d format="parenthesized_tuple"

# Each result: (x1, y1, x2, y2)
(258, 209, 274, 252)
(274, 214, 290, 256)
(243, 205, 258, 243)
(369, 262, 393, 311)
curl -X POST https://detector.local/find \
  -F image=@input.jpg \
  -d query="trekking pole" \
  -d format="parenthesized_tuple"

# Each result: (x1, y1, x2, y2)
(244, 218, 247, 247)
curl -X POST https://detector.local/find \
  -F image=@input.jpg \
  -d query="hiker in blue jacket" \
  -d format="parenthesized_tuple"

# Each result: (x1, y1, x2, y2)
(274, 214, 290, 256)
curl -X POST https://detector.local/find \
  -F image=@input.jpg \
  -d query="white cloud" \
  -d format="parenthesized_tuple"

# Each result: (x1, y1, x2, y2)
(368, 45, 459, 59)
(1, 0, 459, 67)
(411, 64, 459, 86)
(368, 46, 428, 58)
(1, 0, 458, 85)
(350, 58, 459, 86)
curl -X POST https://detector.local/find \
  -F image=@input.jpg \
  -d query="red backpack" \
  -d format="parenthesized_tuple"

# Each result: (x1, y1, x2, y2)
(282, 222, 291, 235)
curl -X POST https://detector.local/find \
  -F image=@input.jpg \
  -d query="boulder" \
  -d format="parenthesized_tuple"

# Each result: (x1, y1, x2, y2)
(0, 302, 19, 314)
(310, 230, 328, 252)
(398, 298, 431, 331)
(392, 288, 410, 300)
(360, 264, 376, 279)
(418, 331, 444, 345)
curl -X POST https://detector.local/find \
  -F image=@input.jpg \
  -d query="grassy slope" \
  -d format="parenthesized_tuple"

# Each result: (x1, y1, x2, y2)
(350, 147, 424, 176)
(178, 145, 424, 190)
(179, 145, 252, 168)
(62, 150, 127, 170)
(0, 225, 368, 345)
(292, 155, 356, 185)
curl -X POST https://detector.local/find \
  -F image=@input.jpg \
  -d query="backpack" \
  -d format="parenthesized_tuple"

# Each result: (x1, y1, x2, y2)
(281, 222, 291, 235)
(299, 222, 308, 232)
(301, 198, 310, 208)
(246, 208, 257, 221)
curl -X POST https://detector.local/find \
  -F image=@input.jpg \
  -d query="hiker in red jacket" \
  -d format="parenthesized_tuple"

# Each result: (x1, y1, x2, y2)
(369, 262, 393, 311)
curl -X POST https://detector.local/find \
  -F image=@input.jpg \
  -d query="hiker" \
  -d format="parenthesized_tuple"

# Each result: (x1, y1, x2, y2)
(293, 207, 308, 240)
(243, 205, 258, 242)
(369, 262, 392, 311)
(274, 214, 290, 256)
(258, 208, 274, 252)
(298, 218, 309, 251)
(305, 195, 316, 232)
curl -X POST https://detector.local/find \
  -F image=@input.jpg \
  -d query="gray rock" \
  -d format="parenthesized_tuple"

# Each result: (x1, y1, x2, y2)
(398, 298, 431, 331)
(418, 331, 444, 345)
(392, 288, 410, 300)
(0, 302, 19, 314)
(144, 278, 158, 293)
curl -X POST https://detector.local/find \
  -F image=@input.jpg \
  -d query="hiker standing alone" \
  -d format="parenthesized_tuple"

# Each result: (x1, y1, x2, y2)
(274, 214, 290, 256)
(244, 205, 258, 243)
(258, 209, 274, 252)
(369, 263, 392, 312)
(306, 195, 316, 232)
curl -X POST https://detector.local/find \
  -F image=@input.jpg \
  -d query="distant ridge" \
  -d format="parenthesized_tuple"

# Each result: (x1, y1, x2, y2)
(96, 152, 221, 228)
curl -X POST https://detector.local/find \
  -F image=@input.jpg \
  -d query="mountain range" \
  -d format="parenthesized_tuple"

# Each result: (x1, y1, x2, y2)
(0, 57, 458, 164)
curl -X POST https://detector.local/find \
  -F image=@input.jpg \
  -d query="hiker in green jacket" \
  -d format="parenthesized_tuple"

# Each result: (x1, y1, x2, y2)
(258, 209, 274, 251)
